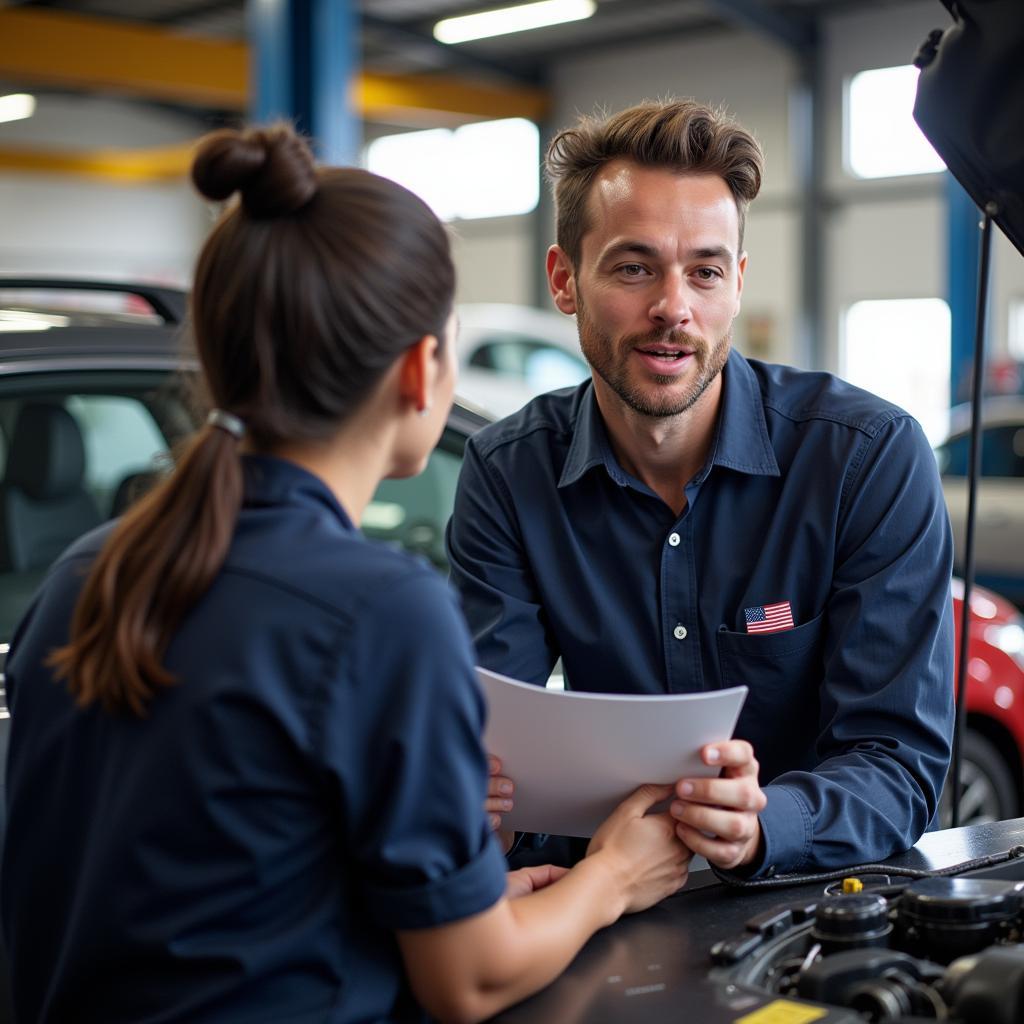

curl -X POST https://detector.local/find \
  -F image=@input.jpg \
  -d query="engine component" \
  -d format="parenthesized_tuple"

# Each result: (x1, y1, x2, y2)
(810, 893, 891, 955)
(796, 947, 943, 1019)
(941, 944, 1024, 1024)
(895, 877, 1023, 963)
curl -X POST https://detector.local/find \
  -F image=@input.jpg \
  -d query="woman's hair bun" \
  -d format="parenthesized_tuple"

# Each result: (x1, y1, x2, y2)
(191, 124, 318, 218)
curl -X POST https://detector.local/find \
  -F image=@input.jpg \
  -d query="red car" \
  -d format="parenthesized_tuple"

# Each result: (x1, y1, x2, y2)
(950, 578, 1024, 824)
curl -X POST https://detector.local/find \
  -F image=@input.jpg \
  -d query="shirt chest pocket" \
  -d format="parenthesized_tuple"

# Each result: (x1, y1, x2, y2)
(716, 612, 826, 773)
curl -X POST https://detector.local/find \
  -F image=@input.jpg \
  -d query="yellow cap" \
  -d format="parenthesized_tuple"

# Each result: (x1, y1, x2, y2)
(842, 877, 864, 893)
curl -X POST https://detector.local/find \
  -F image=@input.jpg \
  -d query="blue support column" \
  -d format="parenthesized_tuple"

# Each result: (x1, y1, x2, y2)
(948, 173, 982, 405)
(248, 0, 357, 165)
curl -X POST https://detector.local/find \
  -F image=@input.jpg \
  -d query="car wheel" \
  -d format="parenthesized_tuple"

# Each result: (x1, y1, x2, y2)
(940, 729, 1019, 827)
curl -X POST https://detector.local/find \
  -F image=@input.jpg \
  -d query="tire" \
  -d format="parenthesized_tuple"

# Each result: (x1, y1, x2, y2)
(940, 729, 1020, 828)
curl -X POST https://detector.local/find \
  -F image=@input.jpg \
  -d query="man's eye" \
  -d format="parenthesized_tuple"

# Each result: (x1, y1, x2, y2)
(695, 267, 722, 281)
(619, 264, 646, 276)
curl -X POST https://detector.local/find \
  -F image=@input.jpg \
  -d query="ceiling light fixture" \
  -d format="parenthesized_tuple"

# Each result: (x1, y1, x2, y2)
(434, 0, 596, 45)
(0, 93, 37, 125)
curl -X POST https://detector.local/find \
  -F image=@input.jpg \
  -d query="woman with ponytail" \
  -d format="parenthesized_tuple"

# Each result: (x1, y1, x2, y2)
(1, 124, 689, 1024)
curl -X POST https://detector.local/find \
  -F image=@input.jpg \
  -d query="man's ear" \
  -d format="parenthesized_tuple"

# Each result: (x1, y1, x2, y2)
(398, 335, 439, 413)
(547, 245, 578, 315)
(733, 251, 748, 319)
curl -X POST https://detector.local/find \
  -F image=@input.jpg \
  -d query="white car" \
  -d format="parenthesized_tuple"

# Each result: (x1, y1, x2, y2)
(935, 396, 1024, 607)
(455, 303, 589, 418)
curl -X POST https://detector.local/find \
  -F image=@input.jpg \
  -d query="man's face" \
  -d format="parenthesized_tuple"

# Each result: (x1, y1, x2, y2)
(548, 161, 746, 419)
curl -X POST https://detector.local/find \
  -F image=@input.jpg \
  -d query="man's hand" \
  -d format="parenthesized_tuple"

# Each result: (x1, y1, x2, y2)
(486, 754, 516, 853)
(505, 864, 570, 900)
(670, 740, 766, 871)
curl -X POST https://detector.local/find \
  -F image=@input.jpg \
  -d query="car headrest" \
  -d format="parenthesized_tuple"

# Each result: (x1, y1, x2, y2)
(4, 403, 88, 500)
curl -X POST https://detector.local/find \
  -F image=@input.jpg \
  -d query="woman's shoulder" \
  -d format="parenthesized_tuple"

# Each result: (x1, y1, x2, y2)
(228, 527, 458, 629)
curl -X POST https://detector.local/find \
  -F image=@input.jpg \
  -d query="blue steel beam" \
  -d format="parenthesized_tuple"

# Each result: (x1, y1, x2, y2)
(948, 174, 985, 405)
(249, 0, 357, 165)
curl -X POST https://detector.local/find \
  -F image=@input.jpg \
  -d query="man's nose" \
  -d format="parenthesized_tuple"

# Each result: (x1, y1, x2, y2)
(649, 272, 691, 328)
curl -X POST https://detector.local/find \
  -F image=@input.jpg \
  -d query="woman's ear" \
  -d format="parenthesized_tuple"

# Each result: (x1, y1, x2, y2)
(398, 335, 439, 414)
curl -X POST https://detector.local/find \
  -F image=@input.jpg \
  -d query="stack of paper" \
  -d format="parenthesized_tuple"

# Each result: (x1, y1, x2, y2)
(477, 667, 748, 838)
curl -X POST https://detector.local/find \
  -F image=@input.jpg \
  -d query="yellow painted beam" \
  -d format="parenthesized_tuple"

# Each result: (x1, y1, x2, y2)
(0, 9, 549, 121)
(356, 72, 548, 124)
(0, 142, 196, 184)
(0, 9, 248, 110)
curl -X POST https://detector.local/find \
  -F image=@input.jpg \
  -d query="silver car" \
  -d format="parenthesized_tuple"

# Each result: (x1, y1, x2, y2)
(454, 303, 588, 418)
(935, 396, 1024, 608)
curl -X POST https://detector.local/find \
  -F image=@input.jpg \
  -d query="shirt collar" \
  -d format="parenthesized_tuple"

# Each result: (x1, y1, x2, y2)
(558, 349, 779, 490)
(559, 384, 629, 488)
(242, 453, 356, 530)
(713, 349, 780, 478)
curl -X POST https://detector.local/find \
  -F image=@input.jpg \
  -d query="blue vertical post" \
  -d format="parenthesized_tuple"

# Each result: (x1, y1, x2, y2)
(248, 0, 358, 165)
(948, 173, 982, 406)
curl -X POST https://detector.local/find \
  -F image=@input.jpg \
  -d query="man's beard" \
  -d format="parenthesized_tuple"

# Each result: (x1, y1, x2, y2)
(575, 297, 731, 419)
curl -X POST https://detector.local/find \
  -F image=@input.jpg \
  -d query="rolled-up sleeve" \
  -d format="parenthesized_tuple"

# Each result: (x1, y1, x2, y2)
(323, 569, 508, 930)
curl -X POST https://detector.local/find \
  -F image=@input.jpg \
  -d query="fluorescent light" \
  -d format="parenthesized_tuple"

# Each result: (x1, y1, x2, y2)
(434, 0, 595, 44)
(0, 93, 36, 125)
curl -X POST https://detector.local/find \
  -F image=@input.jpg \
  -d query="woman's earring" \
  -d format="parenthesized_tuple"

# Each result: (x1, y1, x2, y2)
(418, 404, 431, 417)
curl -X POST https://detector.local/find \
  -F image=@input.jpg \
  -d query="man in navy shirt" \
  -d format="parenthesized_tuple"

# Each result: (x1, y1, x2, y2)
(447, 99, 954, 878)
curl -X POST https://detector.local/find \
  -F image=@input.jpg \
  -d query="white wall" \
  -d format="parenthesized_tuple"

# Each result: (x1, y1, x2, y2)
(450, 215, 535, 306)
(0, 175, 206, 284)
(0, 95, 209, 285)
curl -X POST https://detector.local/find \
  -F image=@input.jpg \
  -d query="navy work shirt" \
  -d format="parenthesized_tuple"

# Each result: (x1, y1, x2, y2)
(2, 455, 507, 1024)
(447, 350, 955, 876)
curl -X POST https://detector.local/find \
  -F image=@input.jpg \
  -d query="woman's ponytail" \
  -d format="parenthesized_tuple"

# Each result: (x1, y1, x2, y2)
(49, 424, 243, 715)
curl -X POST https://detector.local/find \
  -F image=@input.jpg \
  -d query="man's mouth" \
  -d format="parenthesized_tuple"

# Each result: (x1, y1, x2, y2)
(635, 346, 692, 362)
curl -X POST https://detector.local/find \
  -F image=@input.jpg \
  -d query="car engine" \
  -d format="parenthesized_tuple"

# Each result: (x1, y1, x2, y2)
(710, 859, 1024, 1023)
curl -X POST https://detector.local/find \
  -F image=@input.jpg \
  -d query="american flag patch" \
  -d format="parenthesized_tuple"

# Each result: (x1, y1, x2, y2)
(744, 601, 795, 634)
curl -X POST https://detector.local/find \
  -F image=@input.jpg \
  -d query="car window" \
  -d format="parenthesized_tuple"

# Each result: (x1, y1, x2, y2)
(0, 370, 195, 643)
(363, 434, 463, 571)
(937, 425, 1024, 478)
(65, 395, 172, 512)
(468, 333, 587, 391)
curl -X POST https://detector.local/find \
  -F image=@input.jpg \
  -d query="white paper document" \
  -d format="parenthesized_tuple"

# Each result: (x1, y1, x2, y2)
(477, 667, 748, 838)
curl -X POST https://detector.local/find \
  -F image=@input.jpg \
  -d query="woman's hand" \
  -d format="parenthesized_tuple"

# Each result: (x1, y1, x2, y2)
(586, 783, 692, 914)
(486, 754, 516, 853)
(505, 864, 570, 900)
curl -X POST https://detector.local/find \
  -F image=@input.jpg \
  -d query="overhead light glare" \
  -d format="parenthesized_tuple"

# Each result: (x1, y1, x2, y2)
(434, 0, 596, 44)
(0, 93, 36, 125)
(0, 310, 69, 332)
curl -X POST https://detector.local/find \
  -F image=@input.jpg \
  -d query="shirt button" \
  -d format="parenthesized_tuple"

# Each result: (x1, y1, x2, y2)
(668, 532, 681, 547)
(673, 624, 688, 640)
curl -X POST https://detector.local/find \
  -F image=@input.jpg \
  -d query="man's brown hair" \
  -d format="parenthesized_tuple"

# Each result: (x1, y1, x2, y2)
(545, 99, 764, 266)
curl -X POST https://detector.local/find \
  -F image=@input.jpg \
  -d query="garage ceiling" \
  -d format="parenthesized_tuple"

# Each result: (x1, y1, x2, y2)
(7, 0, 905, 86)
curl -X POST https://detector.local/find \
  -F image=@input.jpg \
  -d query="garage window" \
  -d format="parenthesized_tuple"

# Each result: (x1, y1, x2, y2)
(841, 298, 951, 445)
(846, 65, 946, 179)
(1010, 299, 1024, 361)
(364, 118, 540, 221)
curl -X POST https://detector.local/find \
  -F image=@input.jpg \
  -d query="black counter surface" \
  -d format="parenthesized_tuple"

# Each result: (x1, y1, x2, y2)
(490, 818, 1024, 1023)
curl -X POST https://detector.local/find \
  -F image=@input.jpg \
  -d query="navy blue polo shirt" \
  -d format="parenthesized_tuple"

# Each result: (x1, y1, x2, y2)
(2, 455, 507, 1024)
(447, 350, 955, 876)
